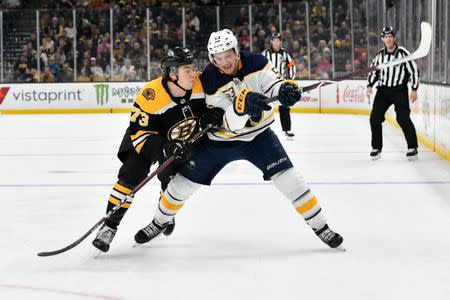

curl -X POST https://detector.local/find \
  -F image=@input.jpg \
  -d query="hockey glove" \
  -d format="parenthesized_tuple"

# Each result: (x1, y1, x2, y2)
(199, 107, 224, 130)
(233, 88, 271, 118)
(163, 140, 192, 162)
(278, 80, 302, 107)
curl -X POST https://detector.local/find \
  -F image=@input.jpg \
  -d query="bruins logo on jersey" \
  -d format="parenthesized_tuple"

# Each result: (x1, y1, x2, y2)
(168, 118, 197, 141)
(142, 88, 155, 101)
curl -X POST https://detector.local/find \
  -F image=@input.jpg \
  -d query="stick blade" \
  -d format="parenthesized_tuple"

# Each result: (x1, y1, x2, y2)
(413, 22, 432, 59)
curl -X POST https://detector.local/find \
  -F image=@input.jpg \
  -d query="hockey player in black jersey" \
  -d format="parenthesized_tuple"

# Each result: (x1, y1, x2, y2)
(92, 47, 224, 253)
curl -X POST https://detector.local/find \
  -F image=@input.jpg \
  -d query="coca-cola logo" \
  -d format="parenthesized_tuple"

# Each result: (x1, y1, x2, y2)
(343, 85, 366, 103)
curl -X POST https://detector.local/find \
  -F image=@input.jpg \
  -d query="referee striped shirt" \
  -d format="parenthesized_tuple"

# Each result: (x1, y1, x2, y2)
(367, 44, 419, 90)
(261, 47, 296, 79)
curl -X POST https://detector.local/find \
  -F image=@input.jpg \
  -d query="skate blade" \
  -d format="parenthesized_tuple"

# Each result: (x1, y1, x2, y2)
(132, 242, 147, 248)
(334, 245, 346, 252)
(286, 136, 294, 141)
(93, 249, 103, 258)
(407, 155, 418, 161)
(371, 154, 381, 161)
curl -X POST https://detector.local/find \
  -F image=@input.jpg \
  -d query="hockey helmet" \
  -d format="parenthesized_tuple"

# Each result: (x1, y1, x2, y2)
(381, 26, 396, 37)
(160, 47, 195, 80)
(207, 29, 240, 63)
(271, 32, 282, 41)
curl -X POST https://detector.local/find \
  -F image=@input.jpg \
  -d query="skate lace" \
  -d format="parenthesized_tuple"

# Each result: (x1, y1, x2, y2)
(319, 228, 335, 242)
(98, 226, 116, 244)
(142, 223, 162, 239)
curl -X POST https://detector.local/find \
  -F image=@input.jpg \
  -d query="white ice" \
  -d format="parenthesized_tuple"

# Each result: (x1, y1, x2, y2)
(0, 113, 449, 300)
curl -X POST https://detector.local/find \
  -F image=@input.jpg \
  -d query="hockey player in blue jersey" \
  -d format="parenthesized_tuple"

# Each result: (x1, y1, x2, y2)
(134, 29, 344, 250)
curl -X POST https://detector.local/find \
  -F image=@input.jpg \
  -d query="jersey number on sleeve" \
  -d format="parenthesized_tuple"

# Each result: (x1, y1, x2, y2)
(130, 107, 149, 127)
(271, 67, 282, 79)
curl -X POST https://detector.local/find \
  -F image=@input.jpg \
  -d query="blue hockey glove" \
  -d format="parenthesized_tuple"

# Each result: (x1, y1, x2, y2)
(278, 80, 302, 106)
(233, 88, 271, 118)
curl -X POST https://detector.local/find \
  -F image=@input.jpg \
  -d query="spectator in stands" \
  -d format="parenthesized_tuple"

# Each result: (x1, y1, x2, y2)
(127, 41, 144, 67)
(79, 58, 92, 79)
(90, 57, 105, 80)
(40, 36, 55, 64)
(239, 28, 251, 51)
(47, 56, 60, 78)
(14, 55, 30, 82)
(96, 34, 111, 69)
(40, 66, 56, 82)
(49, 16, 65, 41)
(296, 63, 310, 80)
(135, 56, 147, 81)
(105, 58, 121, 80)
(187, 10, 200, 32)
(58, 62, 74, 82)
(120, 58, 135, 81)
(64, 20, 76, 39)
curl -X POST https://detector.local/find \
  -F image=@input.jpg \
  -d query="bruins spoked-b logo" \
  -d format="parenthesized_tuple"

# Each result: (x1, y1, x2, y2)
(142, 88, 155, 101)
(95, 84, 109, 105)
(168, 118, 197, 141)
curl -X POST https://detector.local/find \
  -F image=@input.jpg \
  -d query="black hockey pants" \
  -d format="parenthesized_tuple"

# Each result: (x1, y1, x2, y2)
(369, 86, 418, 150)
(279, 105, 291, 132)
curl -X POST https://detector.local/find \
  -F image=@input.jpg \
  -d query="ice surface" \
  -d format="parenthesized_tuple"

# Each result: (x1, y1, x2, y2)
(1, 113, 449, 300)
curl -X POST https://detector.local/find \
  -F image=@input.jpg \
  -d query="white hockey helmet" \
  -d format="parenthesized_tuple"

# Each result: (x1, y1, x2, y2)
(207, 29, 240, 63)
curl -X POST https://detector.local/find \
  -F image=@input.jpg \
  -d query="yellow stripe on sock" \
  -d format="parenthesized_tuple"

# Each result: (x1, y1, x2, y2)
(161, 193, 183, 211)
(114, 183, 132, 195)
(296, 196, 318, 214)
(108, 196, 131, 208)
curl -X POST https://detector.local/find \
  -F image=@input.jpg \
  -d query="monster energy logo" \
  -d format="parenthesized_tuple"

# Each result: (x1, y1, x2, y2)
(94, 84, 109, 105)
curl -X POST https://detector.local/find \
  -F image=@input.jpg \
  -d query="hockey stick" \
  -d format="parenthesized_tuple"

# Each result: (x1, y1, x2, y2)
(37, 125, 211, 257)
(264, 21, 432, 103)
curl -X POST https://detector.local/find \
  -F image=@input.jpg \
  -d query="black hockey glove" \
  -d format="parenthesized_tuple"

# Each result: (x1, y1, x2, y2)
(278, 80, 302, 107)
(163, 140, 192, 162)
(199, 107, 224, 130)
(233, 88, 271, 118)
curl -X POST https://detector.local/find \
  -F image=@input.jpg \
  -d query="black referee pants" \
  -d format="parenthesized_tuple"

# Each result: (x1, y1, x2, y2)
(278, 105, 291, 131)
(369, 86, 418, 150)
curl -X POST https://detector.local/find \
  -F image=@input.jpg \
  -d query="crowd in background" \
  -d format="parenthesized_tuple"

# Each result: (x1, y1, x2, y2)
(7, 0, 368, 83)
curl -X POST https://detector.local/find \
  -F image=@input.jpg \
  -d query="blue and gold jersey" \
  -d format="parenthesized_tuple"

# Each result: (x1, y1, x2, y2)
(200, 51, 284, 142)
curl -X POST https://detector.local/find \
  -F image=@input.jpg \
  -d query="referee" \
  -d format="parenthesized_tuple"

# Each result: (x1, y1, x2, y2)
(366, 26, 419, 161)
(262, 32, 297, 140)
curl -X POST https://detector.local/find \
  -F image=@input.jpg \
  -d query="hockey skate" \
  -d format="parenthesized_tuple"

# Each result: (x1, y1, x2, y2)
(134, 219, 168, 244)
(284, 131, 295, 141)
(406, 148, 418, 161)
(163, 219, 175, 236)
(92, 224, 117, 253)
(370, 149, 381, 160)
(315, 224, 345, 250)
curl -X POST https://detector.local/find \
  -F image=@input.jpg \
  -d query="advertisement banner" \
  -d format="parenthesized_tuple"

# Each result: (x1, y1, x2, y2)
(0, 82, 145, 111)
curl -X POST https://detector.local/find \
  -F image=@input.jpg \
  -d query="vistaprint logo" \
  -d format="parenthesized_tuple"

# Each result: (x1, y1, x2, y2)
(0, 87, 10, 105)
(94, 84, 109, 106)
(9, 89, 82, 102)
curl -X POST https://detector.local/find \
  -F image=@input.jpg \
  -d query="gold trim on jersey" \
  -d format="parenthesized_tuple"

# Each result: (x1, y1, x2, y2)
(131, 130, 157, 141)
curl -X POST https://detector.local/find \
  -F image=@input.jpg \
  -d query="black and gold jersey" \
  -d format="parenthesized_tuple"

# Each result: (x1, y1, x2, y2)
(119, 73, 206, 161)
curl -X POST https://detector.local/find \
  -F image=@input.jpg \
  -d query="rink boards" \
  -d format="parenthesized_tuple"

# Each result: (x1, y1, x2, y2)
(0, 80, 448, 160)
